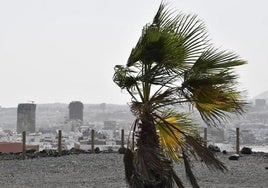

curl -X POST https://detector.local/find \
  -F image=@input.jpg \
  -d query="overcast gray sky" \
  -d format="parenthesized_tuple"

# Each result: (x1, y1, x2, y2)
(0, 0, 267, 107)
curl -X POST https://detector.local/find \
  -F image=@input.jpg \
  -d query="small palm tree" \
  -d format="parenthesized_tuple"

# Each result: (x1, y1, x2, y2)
(113, 3, 246, 188)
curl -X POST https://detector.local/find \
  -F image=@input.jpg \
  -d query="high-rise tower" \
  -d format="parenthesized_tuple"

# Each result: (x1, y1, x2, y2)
(17, 103, 36, 134)
(69, 101, 83, 121)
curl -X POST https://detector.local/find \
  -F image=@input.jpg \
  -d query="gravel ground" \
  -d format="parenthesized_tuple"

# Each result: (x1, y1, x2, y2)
(0, 153, 267, 188)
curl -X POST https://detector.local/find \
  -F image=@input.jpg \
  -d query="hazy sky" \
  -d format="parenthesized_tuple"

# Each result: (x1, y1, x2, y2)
(0, 0, 267, 107)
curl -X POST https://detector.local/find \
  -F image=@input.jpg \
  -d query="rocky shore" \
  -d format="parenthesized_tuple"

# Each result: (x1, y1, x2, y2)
(0, 151, 267, 188)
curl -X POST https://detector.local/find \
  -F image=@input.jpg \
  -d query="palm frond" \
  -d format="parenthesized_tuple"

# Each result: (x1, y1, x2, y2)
(133, 145, 174, 188)
(184, 85, 245, 125)
(184, 135, 227, 172)
(124, 148, 134, 184)
(193, 48, 246, 69)
(127, 3, 208, 72)
(156, 112, 227, 172)
(171, 169, 185, 188)
(156, 112, 196, 163)
(182, 150, 200, 188)
(179, 48, 247, 125)
(113, 65, 137, 90)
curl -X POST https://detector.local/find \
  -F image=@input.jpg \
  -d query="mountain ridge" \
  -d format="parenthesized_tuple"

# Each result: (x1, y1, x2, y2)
(251, 90, 268, 101)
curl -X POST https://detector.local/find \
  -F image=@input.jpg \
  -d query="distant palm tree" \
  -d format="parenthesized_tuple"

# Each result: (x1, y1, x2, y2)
(113, 3, 246, 188)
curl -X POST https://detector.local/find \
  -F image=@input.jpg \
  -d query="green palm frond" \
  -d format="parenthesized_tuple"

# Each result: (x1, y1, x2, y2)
(127, 3, 208, 71)
(193, 48, 246, 69)
(127, 26, 186, 70)
(196, 92, 243, 125)
(150, 89, 176, 110)
(113, 65, 136, 90)
(180, 48, 247, 125)
(190, 86, 244, 125)
(153, 3, 209, 65)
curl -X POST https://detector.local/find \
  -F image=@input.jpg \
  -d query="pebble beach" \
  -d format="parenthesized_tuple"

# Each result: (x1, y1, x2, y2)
(0, 152, 267, 188)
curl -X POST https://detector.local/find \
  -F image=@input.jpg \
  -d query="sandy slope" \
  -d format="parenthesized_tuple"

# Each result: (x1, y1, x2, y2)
(0, 153, 267, 188)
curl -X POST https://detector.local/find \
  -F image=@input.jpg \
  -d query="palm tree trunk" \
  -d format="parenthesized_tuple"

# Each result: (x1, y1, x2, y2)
(125, 111, 174, 188)
(138, 111, 159, 147)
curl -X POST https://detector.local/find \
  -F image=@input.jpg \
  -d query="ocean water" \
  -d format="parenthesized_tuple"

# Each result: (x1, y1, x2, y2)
(214, 143, 268, 153)
(251, 145, 268, 153)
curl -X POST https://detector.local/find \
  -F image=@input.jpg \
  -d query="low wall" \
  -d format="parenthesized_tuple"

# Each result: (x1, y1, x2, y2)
(0, 142, 39, 153)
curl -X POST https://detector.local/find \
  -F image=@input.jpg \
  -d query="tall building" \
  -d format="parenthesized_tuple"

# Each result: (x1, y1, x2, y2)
(69, 101, 83, 121)
(103, 120, 117, 130)
(17, 103, 36, 134)
(255, 99, 266, 108)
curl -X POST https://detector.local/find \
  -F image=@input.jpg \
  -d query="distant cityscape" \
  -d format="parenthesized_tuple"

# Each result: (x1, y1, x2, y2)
(0, 97, 268, 152)
(199, 98, 268, 148)
(0, 102, 133, 132)
(0, 102, 134, 152)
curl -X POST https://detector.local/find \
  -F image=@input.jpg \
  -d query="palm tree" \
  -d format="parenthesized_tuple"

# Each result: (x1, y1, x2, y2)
(113, 3, 246, 188)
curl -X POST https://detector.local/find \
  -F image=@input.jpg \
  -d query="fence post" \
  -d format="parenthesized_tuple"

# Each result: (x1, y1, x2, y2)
(121, 129, 124, 148)
(58, 130, 62, 156)
(236, 128, 240, 154)
(91, 129, 95, 153)
(204, 128, 207, 147)
(22, 131, 26, 160)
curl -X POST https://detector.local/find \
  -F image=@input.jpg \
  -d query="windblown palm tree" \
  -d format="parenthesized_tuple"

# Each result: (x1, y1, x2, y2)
(113, 3, 246, 188)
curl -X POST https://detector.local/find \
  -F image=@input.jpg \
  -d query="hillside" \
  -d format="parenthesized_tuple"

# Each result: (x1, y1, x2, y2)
(251, 90, 268, 102)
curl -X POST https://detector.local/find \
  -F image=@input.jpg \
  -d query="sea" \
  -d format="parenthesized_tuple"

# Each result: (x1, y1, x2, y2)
(251, 145, 268, 153)
(215, 143, 268, 153)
